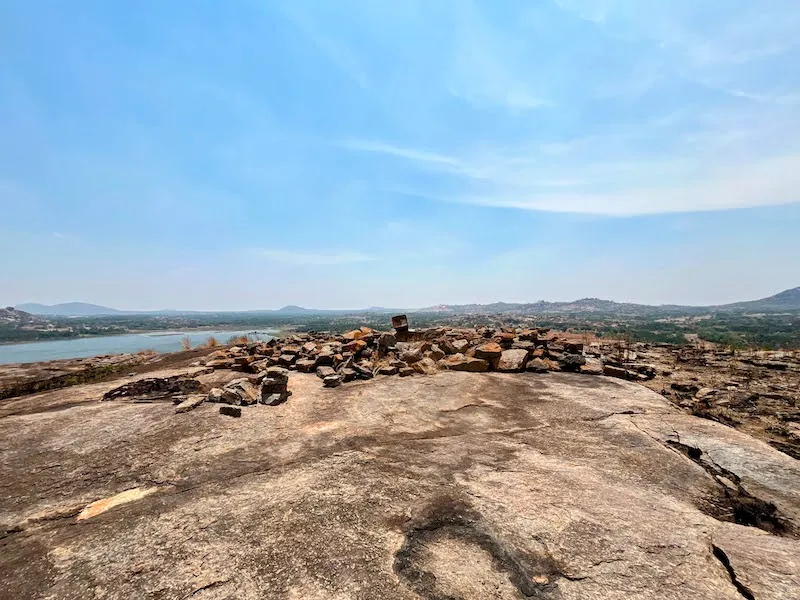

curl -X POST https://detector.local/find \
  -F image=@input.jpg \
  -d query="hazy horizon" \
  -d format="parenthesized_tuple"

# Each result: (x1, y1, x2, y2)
(11, 282, 799, 313)
(3, 1, 800, 310)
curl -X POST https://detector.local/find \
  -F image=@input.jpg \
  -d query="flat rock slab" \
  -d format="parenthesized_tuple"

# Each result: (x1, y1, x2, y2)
(0, 372, 798, 599)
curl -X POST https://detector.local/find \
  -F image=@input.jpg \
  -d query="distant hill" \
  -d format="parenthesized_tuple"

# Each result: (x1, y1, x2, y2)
(1, 306, 44, 326)
(716, 287, 800, 312)
(416, 287, 800, 316)
(16, 302, 123, 316)
(14, 287, 800, 318)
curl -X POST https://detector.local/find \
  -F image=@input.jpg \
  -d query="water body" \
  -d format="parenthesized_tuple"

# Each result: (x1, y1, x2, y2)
(0, 330, 277, 365)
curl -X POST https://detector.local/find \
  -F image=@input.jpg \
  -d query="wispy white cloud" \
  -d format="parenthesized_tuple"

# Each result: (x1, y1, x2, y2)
(257, 249, 375, 265)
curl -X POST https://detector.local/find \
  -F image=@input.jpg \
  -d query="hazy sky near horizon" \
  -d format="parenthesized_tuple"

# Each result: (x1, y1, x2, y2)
(2, 0, 800, 310)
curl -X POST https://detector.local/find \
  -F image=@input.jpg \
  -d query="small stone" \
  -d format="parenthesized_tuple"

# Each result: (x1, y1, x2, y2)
(323, 374, 342, 388)
(219, 406, 242, 418)
(175, 395, 206, 413)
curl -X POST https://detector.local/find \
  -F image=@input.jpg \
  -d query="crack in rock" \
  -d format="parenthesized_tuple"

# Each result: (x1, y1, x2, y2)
(665, 440, 794, 537)
(712, 544, 756, 600)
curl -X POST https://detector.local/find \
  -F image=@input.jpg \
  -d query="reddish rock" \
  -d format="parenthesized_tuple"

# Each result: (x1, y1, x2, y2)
(442, 354, 489, 372)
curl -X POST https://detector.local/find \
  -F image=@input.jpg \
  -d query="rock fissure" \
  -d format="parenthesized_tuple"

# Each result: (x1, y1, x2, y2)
(711, 544, 756, 600)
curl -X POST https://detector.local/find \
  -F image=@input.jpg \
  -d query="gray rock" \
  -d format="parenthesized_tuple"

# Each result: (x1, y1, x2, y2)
(219, 405, 241, 418)
(323, 374, 342, 388)
(559, 354, 587, 372)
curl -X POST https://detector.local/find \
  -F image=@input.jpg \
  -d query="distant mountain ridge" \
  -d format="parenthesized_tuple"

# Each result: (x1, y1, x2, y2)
(417, 287, 800, 316)
(16, 302, 123, 316)
(14, 287, 800, 317)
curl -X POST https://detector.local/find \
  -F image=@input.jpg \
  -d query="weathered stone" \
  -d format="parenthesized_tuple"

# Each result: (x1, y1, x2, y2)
(340, 368, 357, 383)
(224, 378, 261, 406)
(323, 374, 342, 388)
(604, 365, 637, 380)
(442, 354, 489, 372)
(295, 359, 316, 373)
(580, 357, 604, 375)
(377, 365, 399, 376)
(494, 332, 516, 348)
(426, 345, 446, 362)
(302, 342, 317, 354)
(559, 354, 587, 372)
(378, 333, 396, 350)
(525, 358, 549, 373)
(412, 357, 439, 375)
(265, 366, 289, 382)
(260, 392, 289, 406)
(260, 377, 287, 395)
(400, 348, 423, 364)
(343, 339, 367, 354)
(277, 354, 295, 368)
(452, 339, 470, 353)
(497, 349, 529, 372)
(351, 363, 374, 380)
(281, 345, 301, 356)
(398, 367, 415, 377)
(564, 341, 585, 354)
(474, 342, 503, 360)
(316, 366, 336, 379)
(219, 405, 241, 418)
(314, 353, 334, 367)
(174, 395, 206, 413)
(102, 376, 202, 402)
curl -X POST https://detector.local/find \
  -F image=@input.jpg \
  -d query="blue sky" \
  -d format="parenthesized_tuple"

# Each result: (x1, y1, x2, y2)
(1, 0, 799, 310)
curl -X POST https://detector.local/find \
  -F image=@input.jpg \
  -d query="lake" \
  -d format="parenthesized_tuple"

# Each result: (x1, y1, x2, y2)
(0, 330, 277, 365)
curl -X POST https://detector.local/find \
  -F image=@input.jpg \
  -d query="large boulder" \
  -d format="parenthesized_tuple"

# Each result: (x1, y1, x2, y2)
(497, 349, 529, 372)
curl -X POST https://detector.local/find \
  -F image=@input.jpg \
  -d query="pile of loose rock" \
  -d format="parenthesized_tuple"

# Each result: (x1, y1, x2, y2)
(196, 317, 658, 389)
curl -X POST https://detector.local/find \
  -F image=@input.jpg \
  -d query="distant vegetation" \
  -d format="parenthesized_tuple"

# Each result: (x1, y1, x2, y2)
(3, 291, 800, 350)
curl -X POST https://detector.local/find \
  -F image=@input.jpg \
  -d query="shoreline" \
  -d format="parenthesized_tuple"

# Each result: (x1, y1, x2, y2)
(0, 326, 282, 347)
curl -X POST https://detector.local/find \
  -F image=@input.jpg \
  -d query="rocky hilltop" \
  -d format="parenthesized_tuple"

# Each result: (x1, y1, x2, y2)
(1, 318, 799, 599)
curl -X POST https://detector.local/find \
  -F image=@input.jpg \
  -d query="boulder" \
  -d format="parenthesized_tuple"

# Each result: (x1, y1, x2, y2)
(442, 354, 489, 372)
(437, 338, 457, 354)
(497, 349, 529, 372)
(564, 341, 584, 354)
(494, 332, 516, 348)
(278, 354, 296, 367)
(377, 365, 399, 376)
(398, 367, 415, 377)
